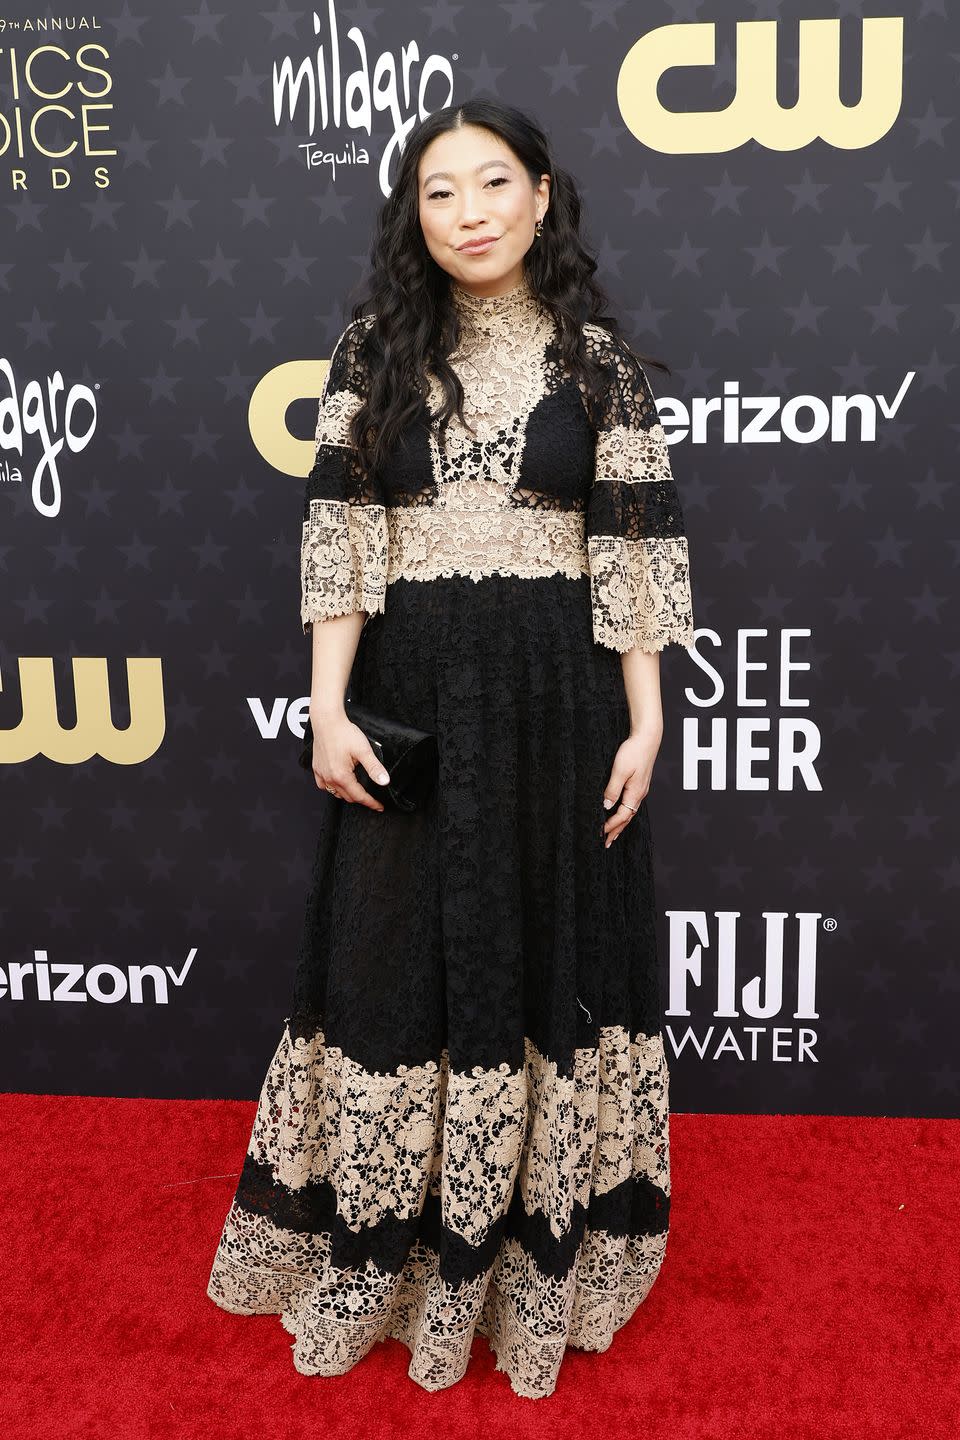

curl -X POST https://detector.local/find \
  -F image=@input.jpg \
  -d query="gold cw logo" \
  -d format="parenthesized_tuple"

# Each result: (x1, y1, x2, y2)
(248, 359, 330, 474)
(618, 17, 903, 153)
(0, 657, 165, 764)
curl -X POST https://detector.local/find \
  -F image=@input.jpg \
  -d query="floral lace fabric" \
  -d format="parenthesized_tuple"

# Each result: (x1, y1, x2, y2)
(300, 271, 694, 654)
(208, 1023, 670, 1399)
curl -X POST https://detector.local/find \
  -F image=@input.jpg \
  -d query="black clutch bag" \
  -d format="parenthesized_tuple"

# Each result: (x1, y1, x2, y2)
(298, 699, 438, 813)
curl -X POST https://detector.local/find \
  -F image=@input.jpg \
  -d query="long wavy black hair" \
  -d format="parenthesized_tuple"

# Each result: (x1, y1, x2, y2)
(342, 97, 671, 487)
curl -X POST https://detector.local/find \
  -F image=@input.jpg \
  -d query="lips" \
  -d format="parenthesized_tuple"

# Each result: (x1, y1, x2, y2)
(458, 236, 498, 253)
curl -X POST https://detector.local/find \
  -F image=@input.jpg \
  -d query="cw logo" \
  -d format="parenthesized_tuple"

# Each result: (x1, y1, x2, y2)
(248, 359, 330, 474)
(0, 657, 165, 764)
(619, 17, 903, 153)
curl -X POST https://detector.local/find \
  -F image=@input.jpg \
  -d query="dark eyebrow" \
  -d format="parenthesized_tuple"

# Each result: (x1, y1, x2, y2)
(421, 159, 513, 188)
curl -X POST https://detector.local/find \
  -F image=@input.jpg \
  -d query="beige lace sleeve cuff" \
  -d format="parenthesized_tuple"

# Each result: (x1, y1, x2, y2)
(586, 335, 694, 654)
(300, 498, 388, 632)
(300, 320, 389, 635)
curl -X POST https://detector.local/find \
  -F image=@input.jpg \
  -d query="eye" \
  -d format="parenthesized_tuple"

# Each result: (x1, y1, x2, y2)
(426, 177, 510, 200)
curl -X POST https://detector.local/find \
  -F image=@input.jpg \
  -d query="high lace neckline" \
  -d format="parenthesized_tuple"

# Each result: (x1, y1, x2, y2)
(450, 269, 545, 336)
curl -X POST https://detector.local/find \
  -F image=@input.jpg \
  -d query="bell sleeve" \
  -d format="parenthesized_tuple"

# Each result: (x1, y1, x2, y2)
(300, 317, 389, 634)
(586, 332, 695, 653)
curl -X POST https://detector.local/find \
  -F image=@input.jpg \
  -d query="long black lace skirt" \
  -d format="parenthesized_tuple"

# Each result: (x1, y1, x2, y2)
(206, 572, 671, 1400)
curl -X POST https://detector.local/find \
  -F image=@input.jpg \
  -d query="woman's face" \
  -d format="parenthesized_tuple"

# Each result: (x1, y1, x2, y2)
(417, 124, 549, 298)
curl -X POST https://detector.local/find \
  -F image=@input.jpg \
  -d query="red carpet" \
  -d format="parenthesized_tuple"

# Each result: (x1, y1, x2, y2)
(2, 1094, 955, 1440)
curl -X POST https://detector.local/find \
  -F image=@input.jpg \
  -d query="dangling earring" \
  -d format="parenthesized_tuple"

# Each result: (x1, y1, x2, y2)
(534, 216, 544, 239)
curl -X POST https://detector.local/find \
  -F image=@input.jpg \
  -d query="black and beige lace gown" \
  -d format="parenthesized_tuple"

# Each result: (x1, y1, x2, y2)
(206, 271, 695, 1399)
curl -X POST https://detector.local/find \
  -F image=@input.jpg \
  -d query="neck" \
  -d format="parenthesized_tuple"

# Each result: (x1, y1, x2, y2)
(449, 269, 543, 335)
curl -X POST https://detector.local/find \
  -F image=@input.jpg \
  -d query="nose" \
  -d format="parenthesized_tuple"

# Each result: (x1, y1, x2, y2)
(457, 187, 489, 226)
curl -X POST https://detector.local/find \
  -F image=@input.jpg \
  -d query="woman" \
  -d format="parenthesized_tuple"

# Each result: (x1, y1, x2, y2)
(207, 97, 695, 1400)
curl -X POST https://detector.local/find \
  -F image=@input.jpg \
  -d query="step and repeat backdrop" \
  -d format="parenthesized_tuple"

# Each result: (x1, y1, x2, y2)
(2, 4, 955, 1116)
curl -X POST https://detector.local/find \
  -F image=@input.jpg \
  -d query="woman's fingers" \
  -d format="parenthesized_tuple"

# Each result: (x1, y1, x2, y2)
(601, 762, 646, 846)
(344, 740, 391, 811)
(312, 719, 390, 813)
(602, 736, 656, 846)
(601, 751, 630, 812)
(603, 791, 644, 846)
(326, 731, 391, 812)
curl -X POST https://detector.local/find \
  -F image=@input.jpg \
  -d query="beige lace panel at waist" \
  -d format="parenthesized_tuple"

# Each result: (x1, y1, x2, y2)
(386, 497, 590, 586)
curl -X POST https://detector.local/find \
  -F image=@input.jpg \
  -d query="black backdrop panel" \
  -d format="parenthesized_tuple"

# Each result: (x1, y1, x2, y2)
(1, 4, 956, 1116)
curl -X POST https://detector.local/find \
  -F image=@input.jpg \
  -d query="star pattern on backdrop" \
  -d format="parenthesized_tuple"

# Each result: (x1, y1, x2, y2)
(0, 2, 955, 1113)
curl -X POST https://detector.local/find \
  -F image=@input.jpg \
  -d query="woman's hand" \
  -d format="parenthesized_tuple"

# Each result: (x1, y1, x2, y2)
(309, 707, 391, 813)
(601, 722, 663, 848)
